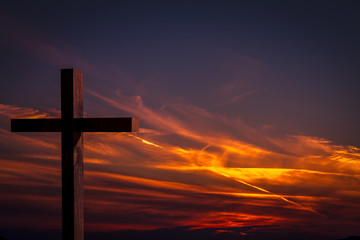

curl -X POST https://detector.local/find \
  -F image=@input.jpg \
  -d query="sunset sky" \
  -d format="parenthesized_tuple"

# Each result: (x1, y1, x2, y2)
(1, 1, 360, 240)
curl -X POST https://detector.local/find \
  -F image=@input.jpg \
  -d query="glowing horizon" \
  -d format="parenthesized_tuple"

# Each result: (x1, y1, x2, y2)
(1, 96, 359, 237)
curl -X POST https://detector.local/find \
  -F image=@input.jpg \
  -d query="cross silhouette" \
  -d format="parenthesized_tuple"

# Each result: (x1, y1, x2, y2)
(11, 69, 139, 240)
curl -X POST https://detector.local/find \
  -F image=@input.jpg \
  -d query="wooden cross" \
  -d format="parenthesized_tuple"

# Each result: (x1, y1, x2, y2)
(11, 69, 139, 240)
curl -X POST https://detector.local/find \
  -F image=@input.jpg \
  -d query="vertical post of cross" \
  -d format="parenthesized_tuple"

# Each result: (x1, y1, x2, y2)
(61, 69, 84, 240)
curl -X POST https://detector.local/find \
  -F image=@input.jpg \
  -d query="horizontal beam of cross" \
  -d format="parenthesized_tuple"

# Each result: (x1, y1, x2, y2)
(11, 118, 139, 132)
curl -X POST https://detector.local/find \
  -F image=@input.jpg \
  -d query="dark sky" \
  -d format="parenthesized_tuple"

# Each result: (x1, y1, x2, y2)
(0, 1, 360, 240)
(2, 1, 360, 145)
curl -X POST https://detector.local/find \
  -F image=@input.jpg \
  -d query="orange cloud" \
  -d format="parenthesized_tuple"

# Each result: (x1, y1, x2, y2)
(1, 98, 360, 237)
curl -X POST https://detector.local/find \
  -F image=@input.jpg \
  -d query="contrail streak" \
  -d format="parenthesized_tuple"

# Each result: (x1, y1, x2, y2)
(128, 134, 324, 216)
(209, 167, 323, 216)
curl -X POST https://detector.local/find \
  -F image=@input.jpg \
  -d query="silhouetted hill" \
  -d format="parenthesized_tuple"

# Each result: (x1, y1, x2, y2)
(339, 237, 360, 240)
(1, 229, 359, 240)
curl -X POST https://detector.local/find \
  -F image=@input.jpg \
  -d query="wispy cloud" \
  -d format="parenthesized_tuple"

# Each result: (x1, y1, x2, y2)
(2, 82, 360, 240)
(0, 13, 359, 237)
(3, 89, 357, 236)
(0, 104, 51, 119)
